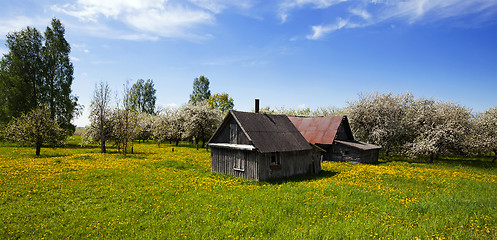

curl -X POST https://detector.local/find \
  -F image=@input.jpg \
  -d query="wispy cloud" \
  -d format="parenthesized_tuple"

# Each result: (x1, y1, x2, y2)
(0, 46, 7, 56)
(51, 0, 256, 41)
(306, 18, 349, 40)
(0, 16, 48, 39)
(301, 0, 497, 40)
(279, 0, 347, 22)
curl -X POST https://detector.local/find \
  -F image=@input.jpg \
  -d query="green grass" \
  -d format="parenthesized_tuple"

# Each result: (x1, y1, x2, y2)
(0, 136, 496, 239)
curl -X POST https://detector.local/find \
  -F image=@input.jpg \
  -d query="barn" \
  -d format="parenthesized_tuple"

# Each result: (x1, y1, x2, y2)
(289, 116, 381, 164)
(208, 110, 321, 181)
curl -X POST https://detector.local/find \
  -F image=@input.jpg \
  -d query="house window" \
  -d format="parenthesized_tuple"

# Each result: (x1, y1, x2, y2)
(233, 152, 245, 171)
(229, 124, 237, 144)
(344, 150, 349, 155)
(270, 152, 281, 170)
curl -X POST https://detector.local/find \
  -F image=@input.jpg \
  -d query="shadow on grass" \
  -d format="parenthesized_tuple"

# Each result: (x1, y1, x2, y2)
(263, 170, 339, 185)
(381, 153, 496, 169)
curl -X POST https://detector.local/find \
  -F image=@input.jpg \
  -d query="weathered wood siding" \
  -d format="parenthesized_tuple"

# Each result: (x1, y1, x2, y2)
(257, 150, 320, 181)
(210, 117, 251, 145)
(360, 149, 379, 164)
(210, 148, 259, 180)
(326, 142, 379, 164)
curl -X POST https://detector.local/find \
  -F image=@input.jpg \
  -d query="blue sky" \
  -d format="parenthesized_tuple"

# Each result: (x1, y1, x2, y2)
(1, 0, 496, 127)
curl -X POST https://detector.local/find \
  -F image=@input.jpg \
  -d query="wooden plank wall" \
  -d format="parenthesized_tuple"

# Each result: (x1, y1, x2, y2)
(258, 150, 320, 181)
(210, 148, 259, 180)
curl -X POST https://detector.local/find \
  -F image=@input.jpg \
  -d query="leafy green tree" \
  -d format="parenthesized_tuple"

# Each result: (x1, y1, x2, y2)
(207, 93, 234, 114)
(0, 26, 44, 122)
(0, 18, 79, 134)
(3, 106, 64, 156)
(42, 18, 79, 134)
(189, 75, 211, 104)
(130, 79, 156, 114)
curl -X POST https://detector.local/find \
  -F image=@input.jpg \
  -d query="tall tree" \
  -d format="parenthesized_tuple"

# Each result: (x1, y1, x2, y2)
(130, 79, 156, 114)
(0, 18, 79, 134)
(189, 75, 211, 104)
(207, 93, 234, 114)
(0, 27, 44, 122)
(87, 81, 112, 153)
(42, 18, 79, 134)
(3, 106, 64, 156)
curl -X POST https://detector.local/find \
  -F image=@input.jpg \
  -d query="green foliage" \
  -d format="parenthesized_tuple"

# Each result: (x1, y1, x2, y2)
(207, 92, 234, 114)
(130, 79, 157, 114)
(0, 142, 495, 239)
(42, 18, 79, 135)
(189, 75, 211, 104)
(0, 26, 44, 122)
(3, 106, 64, 155)
(0, 18, 79, 134)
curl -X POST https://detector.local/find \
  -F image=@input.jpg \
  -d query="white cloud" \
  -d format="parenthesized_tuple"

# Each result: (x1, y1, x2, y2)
(297, 104, 306, 109)
(382, 0, 497, 24)
(301, 0, 497, 39)
(51, 0, 257, 40)
(306, 18, 348, 40)
(279, 0, 347, 22)
(188, 0, 254, 14)
(0, 16, 47, 39)
(70, 55, 80, 61)
(350, 8, 371, 20)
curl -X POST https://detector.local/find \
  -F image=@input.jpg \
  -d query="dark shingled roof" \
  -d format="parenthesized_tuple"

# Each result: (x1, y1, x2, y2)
(288, 116, 346, 145)
(210, 110, 312, 153)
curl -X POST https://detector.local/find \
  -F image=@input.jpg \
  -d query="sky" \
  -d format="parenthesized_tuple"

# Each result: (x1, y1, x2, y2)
(1, 0, 496, 127)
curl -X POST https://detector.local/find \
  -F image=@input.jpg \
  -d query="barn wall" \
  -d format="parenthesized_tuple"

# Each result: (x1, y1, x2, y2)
(327, 143, 379, 163)
(329, 143, 361, 163)
(210, 148, 258, 180)
(257, 150, 320, 181)
(360, 149, 379, 164)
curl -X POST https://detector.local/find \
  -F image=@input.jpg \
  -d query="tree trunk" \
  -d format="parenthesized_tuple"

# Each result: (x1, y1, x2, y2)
(36, 143, 41, 156)
(175, 141, 179, 146)
(429, 154, 434, 163)
(493, 149, 496, 163)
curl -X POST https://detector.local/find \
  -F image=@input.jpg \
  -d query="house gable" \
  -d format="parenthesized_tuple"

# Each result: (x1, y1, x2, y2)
(208, 113, 251, 145)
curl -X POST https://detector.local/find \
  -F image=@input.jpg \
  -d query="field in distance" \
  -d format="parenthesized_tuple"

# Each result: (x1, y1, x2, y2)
(0, 136, 496, 239)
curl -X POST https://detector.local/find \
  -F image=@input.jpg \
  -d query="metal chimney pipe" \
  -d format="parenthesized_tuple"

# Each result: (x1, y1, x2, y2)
(255, 99, 260, 113)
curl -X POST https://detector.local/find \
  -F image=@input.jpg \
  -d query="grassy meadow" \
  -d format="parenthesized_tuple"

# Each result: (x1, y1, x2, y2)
(0, 136, 496, 239)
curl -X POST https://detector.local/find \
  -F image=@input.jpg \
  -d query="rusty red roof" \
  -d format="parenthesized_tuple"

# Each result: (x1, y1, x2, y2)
(288, 116, 346, 145)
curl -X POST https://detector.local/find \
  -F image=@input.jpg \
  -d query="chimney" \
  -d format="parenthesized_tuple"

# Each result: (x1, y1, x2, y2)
(255, 99, 260, 113)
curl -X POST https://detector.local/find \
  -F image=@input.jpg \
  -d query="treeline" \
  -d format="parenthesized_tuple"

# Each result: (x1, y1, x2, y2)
(260, 92, 497, 162)
(84, 76, 233, 154)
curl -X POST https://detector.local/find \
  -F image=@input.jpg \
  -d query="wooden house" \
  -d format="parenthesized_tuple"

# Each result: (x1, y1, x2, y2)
(289, 116, 381, 164)
(208, 110, 321, 181)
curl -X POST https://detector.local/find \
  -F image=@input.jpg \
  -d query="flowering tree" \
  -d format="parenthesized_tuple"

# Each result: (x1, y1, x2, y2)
(404, 100, 472, 162)
(347, 92, 414, 155)
(3, 106, 64, 155)
(473, 107, 497, 162)
(182, 100, 222, 148)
